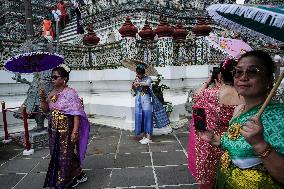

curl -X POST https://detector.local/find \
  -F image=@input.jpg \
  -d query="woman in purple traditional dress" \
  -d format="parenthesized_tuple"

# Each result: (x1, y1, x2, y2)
(40, 65, 90, 189)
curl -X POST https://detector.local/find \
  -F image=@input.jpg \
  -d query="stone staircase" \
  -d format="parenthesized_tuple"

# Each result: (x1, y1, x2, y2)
(59, 10, 87, 44)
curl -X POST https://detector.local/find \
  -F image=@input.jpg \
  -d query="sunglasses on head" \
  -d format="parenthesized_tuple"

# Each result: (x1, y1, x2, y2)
(51, 75, 62, 80)
(231, 67, 263, 79)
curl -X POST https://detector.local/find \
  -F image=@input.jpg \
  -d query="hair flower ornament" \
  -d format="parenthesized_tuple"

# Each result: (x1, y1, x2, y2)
(59, 64, 71, 73)
(222, 58, 232, 70)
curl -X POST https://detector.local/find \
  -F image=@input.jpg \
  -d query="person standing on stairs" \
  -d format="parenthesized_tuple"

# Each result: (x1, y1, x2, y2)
(73, 0, 85, 35)
(57, 0, 69, 29)
(42, 15, 55, 42)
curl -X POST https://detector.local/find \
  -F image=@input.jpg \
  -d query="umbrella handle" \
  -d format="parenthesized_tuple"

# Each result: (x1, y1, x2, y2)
(256, 71, 284, 119)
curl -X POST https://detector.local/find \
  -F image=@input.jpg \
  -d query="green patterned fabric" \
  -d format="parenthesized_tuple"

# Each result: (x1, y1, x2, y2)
(256, 5, 284, 15)
(221, 103, 284, 159)
(218, 12, 284, 42)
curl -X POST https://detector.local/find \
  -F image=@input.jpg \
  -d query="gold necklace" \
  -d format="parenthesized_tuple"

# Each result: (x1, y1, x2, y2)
(51, 87, 66, 103)
(51, 94, 58, 103)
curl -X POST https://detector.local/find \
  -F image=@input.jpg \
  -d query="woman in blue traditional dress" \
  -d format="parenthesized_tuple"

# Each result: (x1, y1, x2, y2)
(132, 63, 153, 144)
(199, 50, 284, 188)
(40, 65, 90, 189)
(132, 63, 170, 144)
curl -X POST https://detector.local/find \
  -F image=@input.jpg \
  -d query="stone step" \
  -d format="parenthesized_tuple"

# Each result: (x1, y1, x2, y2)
(60, 29, 77, 40)
(62, 20, 77, 29)
(59, 34, 79, 43)
(59, 11, 87, 44)
(61, 23, 77, 35)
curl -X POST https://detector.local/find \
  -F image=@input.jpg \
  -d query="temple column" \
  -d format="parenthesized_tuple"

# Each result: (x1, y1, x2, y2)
(119, 17, 138, 59)
(121, 37, 137, 59)
(138, 20, 156, 63)
(192, 16, 212, 65)
(154, 17, 174, 66)
(172, 22, 188, 65)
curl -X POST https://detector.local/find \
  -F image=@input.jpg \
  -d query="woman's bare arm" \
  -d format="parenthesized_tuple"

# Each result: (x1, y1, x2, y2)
(241, 116, 284, 183)
(39, 88, 49, 112)
(253, 141, 284, 183)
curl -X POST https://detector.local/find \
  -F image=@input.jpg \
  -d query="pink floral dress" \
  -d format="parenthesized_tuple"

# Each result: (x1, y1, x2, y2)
(188, 86, 235, 189)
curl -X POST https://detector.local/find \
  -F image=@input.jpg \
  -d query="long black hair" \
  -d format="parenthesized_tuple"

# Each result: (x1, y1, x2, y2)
(220, 58, 237, 84)
(136, 63, 146, 74)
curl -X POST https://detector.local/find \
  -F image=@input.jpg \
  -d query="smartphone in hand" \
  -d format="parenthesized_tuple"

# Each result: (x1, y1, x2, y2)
(192, 106, 207, 131)
(211, 67, 220, 83)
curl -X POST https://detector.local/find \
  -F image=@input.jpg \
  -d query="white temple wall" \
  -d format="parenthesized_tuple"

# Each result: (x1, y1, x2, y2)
(0, 65, 254, 132)
(0, 66, 209, 131)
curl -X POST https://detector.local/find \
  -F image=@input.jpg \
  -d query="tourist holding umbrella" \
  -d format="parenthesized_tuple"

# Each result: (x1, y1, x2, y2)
(40, 65, 90, 188)
(122, 59, 170, 144)
(199, 50, 284, 188)
(5, 51, 90, 188)
(132, 63, 154, 144)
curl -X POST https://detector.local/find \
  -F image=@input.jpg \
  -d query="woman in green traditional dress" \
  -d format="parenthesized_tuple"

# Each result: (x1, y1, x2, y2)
(199, 50, 284, 188)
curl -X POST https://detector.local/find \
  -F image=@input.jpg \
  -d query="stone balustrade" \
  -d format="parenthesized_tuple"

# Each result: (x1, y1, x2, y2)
(2, 36, 283, 71)
(0, 36, 228, 70)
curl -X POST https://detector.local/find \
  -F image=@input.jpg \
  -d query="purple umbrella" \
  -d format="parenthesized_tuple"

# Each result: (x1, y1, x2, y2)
(4, 52, 64, 73)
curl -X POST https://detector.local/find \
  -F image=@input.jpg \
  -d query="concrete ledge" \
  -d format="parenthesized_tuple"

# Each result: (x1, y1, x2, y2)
(0, 65, 228, 133)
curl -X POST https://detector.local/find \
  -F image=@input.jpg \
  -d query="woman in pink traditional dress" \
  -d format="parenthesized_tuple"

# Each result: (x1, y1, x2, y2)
(188, 59, 243, 189)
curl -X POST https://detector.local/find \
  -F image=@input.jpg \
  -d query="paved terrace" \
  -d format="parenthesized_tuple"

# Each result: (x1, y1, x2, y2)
(0, 124, 199, 189)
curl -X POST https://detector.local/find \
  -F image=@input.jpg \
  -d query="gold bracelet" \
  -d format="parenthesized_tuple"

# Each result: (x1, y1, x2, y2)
(72, 131, 79, 134)
(258, 144, 272, 158)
